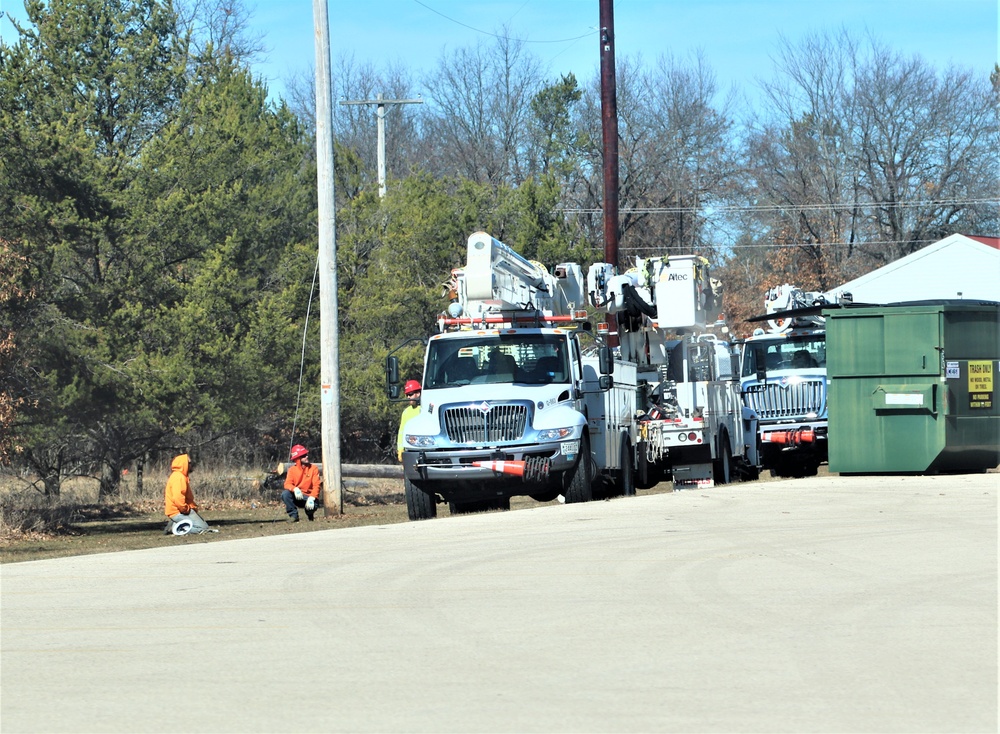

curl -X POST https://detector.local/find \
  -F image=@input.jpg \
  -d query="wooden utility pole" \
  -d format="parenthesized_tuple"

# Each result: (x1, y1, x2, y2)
(599, 0, 620, 347)
(313, 0, 343, 514)
(340, 95, 422, 197)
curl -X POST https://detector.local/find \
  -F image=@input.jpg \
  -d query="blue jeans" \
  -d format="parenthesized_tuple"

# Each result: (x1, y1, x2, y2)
(281, 490, 316, 520)
(168, 510, 210, 534)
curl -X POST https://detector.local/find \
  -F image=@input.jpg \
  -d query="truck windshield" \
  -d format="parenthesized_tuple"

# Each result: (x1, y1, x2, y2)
(742, 334, 826, 377)
(425, 334, 570, 387)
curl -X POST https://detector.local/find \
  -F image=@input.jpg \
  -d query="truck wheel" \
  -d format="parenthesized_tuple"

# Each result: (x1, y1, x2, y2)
(564, 435, 593, 504)
(713, 436, 732, 485)
(618, 440, 636, 497)
(405, 477, 437, 520)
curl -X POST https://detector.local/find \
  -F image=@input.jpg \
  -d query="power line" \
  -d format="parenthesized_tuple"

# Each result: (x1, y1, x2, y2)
(411, 0, 595, 44)
(558, 198, 1000, 216)
(617, 236, 965, 253)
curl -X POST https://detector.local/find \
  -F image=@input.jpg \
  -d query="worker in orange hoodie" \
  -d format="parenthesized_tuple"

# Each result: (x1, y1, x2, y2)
(163, 454, 213, 535)
(282, 444, 322, 522)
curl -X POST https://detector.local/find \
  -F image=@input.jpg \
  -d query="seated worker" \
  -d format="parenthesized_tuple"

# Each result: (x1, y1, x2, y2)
(283, 444, 322, 522)
(163, 454, 214, 535)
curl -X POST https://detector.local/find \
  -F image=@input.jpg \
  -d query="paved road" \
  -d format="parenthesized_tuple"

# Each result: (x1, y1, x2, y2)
(2, 474, 996, 733)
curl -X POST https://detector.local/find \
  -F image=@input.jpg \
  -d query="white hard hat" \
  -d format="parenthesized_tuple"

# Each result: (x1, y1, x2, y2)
(172, 519, 193, 536)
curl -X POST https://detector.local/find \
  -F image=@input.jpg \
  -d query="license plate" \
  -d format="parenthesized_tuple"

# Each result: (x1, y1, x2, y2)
(561, 440, 580, 455)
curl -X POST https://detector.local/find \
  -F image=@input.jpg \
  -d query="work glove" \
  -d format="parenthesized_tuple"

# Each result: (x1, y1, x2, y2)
(294, 487, 304, 501)
(305, 496, 315, 511)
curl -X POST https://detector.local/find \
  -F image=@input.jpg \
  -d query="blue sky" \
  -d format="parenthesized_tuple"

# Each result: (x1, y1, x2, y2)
(2, 0, 997, 105)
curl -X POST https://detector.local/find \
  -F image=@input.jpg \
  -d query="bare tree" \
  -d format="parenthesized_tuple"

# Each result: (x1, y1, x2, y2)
(173, 0, 266, 64)
(420, 29, 543, 186)
(286, 55, 423, 195)
(853, 43, 999, 261)
(744, 30, 998, 287)
(569, 52, 740, 260)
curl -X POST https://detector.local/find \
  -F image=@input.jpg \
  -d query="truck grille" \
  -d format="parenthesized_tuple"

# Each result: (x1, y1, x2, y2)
(744, 380, 826, 420)
(442, 403, 528, 443)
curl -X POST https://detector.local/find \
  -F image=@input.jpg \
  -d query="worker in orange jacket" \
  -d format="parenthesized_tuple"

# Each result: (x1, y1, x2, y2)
(163, 454, 213, 535)
(283, 444, 322, 522)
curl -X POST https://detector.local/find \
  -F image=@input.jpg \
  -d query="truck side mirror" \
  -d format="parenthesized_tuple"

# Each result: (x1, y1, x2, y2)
(386, 356, 400, 398)
(599, 346, 614, 375)
(599, 375, 614, 390)
(752, 348, 766, 382)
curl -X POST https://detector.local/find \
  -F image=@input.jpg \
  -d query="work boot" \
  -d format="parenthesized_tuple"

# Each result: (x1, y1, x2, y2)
(288, 514, 299, 523)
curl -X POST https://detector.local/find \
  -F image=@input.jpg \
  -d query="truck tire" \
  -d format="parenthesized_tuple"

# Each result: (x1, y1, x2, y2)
(405, 477, 437, 520)
(713, 435, 732, 485)
(563, 435, 593, 504)
(618, 440, 636, 497)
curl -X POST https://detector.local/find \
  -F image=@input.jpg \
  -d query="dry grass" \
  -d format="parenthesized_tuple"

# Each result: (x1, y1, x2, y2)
(0, 473, 418, 563)
(2, 462, 759, 564)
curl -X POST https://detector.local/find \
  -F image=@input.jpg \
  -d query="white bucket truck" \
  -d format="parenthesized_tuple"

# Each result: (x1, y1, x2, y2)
(387, 232, 634, 520)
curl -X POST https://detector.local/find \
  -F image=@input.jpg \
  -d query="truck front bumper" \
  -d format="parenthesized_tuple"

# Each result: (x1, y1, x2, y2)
(402, 442, 578, 482)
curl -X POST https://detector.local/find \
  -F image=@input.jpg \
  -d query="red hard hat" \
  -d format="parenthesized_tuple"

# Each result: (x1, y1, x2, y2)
(404, 380, 422, 396)
(290, 444, 309, 461)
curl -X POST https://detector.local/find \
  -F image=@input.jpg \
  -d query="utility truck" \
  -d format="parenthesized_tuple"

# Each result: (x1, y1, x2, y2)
(387, 233, 758, 520)
(387, 232, 630, 520)
(738, 284, 838, 477)
(586, 255, 760, 488)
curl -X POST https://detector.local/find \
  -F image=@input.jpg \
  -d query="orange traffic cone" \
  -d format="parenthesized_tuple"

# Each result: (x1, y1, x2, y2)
(767, 429, 816, 445)
(472, 460, 527, 477)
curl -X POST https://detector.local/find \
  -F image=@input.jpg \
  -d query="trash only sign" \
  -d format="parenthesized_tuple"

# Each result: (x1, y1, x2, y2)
(968, 361, 993, 409)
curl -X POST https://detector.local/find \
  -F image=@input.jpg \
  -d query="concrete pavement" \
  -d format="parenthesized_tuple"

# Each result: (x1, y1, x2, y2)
(1, 474, 996, 733)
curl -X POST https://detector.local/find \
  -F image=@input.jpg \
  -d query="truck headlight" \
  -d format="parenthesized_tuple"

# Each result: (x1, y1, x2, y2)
(538, 427, 575, 440)
(405, 435, 436, 447)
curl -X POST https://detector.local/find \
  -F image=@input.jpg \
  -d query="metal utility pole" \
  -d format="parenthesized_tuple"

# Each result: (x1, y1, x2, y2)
(313, 0, 343, 514)
(599, 0, 620, 347)
(340, 95, 422, 197)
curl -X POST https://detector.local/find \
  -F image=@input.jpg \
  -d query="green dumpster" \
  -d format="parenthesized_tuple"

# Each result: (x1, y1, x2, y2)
(827, 300, 1000, 474)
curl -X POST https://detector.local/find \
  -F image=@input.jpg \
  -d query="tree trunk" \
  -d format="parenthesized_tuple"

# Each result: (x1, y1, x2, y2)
(98, 460, 121, 500)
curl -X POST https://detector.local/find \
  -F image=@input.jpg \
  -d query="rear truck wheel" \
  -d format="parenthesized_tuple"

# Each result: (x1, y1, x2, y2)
(618, 440, 636, 497)
(564, 434, 593, 504)
(713, 435, 732, 485)
(405, 477, 437, 520)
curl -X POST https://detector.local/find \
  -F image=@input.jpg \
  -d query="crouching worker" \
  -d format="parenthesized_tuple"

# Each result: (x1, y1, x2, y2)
(282, 444, 322, 522)
(163, 454, 214, 535)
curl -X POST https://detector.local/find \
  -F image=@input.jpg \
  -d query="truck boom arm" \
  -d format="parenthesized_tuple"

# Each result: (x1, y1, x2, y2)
(448, 232, 586, 325)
